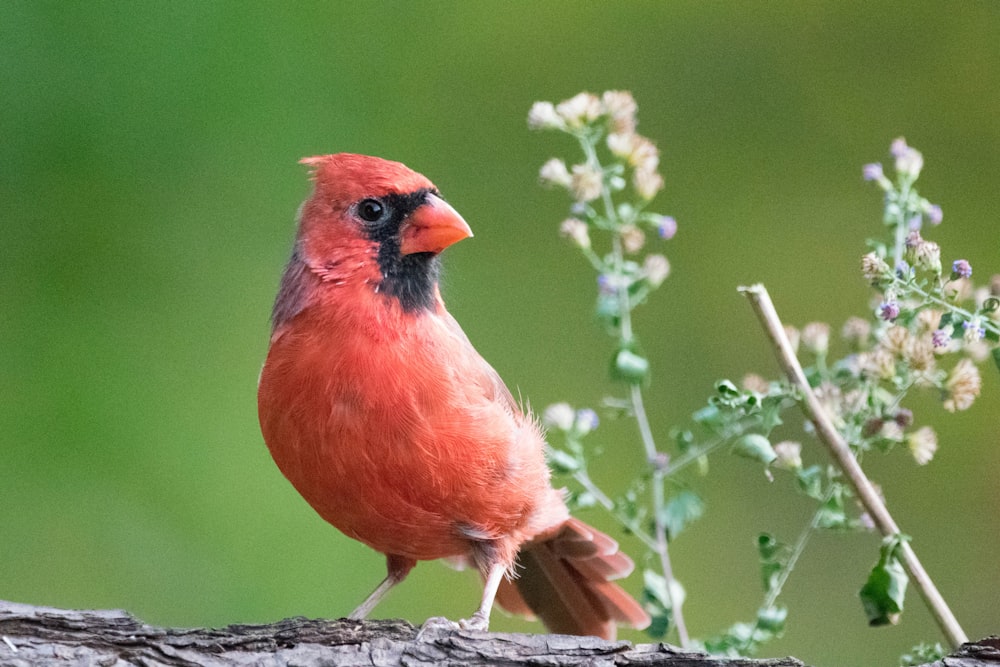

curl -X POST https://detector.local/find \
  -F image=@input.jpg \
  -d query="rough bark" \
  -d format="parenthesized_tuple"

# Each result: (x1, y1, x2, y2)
(0, 600, 994, 667)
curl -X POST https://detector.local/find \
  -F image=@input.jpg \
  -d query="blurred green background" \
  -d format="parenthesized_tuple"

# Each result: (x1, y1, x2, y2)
(2, 2, 997, 665)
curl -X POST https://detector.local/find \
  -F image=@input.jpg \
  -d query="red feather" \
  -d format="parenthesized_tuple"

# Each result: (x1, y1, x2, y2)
(258, 153, 649, 638)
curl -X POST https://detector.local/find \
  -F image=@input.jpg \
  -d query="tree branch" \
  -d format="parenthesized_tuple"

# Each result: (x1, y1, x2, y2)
(0, 599, 794, 667)
(739, 283, 968, 648)
(1, 600, 995, 667)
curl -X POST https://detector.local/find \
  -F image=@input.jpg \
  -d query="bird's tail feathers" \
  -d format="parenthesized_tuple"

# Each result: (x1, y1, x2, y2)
(495, 517, 650, 639)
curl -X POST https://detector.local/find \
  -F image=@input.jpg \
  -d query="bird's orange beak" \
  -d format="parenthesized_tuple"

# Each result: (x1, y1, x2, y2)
(399, 193, 473, 255)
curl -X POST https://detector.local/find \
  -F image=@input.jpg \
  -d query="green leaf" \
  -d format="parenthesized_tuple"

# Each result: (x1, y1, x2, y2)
(612, 348, 650, 383)
(755, 605, 787, 634)
(758, 395, 786, 432)
(716, 379, 740, 397)
(731, 433, 777, 465)
(859, 536, 909, 626)
(670, 428, 695, 453)
(546, 448, 580, 474)
(900, 642, 947, 666)
(816, 485, 850, 529)
(692, 404, 722, 429)
(595, 293, 620, 324)
(660, 490, 705, 539)
(757, 533, 783, 595)
(641, 568, 676, 638)
(702, 623, 752, 656)
(796, 465, 824, 500)
(992, 347, 1000, 374)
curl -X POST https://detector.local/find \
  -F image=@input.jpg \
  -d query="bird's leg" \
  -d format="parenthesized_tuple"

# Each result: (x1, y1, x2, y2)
(458, 562, 506, 631)
(348, 554, 415, 620)
(417, 562, 506, 638)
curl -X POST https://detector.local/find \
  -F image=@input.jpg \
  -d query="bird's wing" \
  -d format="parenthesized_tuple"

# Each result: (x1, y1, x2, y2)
(437, 309, 520, 415)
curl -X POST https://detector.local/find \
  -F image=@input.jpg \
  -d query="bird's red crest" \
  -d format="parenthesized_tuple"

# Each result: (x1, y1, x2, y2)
(299, 153, 436, 202)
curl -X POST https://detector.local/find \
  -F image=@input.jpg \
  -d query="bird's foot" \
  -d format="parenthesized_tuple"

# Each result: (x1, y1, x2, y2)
(458, 610, 490, 632)
(416, 616, 459, 640)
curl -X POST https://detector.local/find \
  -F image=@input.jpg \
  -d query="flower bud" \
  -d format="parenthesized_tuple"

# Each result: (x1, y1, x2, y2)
(556, 92, 602, 128)
(527, 101, 565, 130)
(801, 322, 830, 356)
(863, 163, 892, 191)
(607, 132, 635, 159)
(654, 215, 677, 240)
(862, 163, 884, 182)
(879, 301, 901, 322)
(912, 240, 941, 274)
(861, 252, 891, 284)
(570, 163, 603, 202)
(633, 167, 663, 200)
(931, 328, 952, 349)
(538, 158, 572, 187)
(772, 441, 802, 470)
(620, 224, 645, 253)
(642, 254, 670, 287)
(601, 90, 637, 134)
(542, 403, 575, 431)
(891, 137, 923, 178)
(841, 317, 871, 350)
(962, 317, 986, 343)
(573, 408, 600, 435)
(951, 259, 972, 280)
(559, 218, 591, 249)
(943, 358, 981, 412)
(907, 426, 937, 465)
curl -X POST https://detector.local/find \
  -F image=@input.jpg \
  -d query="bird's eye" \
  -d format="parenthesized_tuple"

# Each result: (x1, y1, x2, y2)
(357, 199, 385, 223)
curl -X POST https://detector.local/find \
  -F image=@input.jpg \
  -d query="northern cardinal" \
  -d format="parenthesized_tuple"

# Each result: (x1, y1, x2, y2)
(257, 153, 650, 638)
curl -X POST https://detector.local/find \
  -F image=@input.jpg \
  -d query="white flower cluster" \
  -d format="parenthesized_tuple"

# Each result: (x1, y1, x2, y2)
(530, 91, 664, 202)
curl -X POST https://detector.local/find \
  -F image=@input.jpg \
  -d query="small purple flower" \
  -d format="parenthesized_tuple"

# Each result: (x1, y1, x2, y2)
(575, 408, 600, 433)
(952, 259, 972, 279)
(907, 214, 923, 231)
(926, 204, 943, 225)
(862, 163, 884, 181)
(962, 319, 986, 342)
(597, 274, 615, 295)
(895, 260, 911, 278)
(879, 301, 901, 322)
(932, 328, 951, 348)
(655, 215, 677, 240)
(890, 138, 908, 158)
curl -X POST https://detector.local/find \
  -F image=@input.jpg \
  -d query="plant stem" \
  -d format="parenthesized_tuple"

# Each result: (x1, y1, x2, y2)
(652, 466, 690, 646)
(745, 485, 834, 651)
(740, 284, 969, 649)
(763, 486, 833, 611)
(581, 132, 690, 647)
(615, 229, 690, 645)
(898, 281, 1000, 337)
(570, 467, 660, 553)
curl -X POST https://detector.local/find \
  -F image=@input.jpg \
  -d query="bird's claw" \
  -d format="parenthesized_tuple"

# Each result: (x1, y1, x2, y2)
(458, 611, 490, 632)
(416, 612, 489, 641)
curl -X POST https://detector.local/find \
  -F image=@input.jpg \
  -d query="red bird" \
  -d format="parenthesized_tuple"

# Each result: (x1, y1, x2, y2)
(257, 153, 650, 638)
